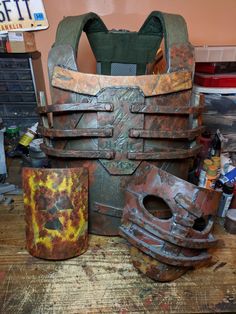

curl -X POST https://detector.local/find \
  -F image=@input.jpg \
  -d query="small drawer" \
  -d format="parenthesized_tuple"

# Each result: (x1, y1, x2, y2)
(0, 58, 29, 69)
(0, 83, 7, 91)
(0, 104, 4, 116)
(7, 81, 34, 91)
(21, 93, 36, 102)
(4, 103, 38, 117)
(16, 70, 32, 80)
(0, 93, 36, 103)
(15, 59, 30, 68)
(8, 93, 36, 102)
(3, 72, 18, 80)
(1, 70, 32, 80)
(0, 94, 10, 102)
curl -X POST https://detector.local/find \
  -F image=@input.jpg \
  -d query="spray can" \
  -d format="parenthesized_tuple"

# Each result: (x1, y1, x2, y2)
(218, 182, 234, 217)
(198, 132, 212, 159)
(198, 159, 212, 187)
(205, 165, 218, 190)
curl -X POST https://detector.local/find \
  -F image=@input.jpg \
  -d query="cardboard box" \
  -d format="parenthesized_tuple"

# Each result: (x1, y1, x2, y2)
(6, 32, 36, 53)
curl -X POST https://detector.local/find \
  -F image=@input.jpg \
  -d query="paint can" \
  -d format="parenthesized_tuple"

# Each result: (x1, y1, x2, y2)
(224, 209, 236, 234)
(29, 138, 48, 167)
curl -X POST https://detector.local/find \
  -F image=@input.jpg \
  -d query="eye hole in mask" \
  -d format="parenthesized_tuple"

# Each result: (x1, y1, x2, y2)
(143, 194, 172, 220)
(192, 216, 211, 232)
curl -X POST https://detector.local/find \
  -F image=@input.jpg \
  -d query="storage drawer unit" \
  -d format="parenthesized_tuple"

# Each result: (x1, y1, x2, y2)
(0, 52, 46, 131)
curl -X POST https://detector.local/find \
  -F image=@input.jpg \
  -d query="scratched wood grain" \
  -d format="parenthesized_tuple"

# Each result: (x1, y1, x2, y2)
(0, 196, 236, 313)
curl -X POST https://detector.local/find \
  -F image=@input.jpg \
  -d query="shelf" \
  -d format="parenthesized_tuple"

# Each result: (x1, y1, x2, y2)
(0, 52, 45, 131)
(0, 80, 32, 82)
(0, 91, 35, 94)
(0, 68, 31, 71)
(0, 51, 41, 59)
(0, 101, 37, 104)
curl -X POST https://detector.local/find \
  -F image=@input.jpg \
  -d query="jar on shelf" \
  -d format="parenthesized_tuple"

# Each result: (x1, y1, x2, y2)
(5, 125, 20, 155)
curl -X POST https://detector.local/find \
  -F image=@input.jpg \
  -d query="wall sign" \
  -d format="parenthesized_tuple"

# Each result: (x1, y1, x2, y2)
(0, 0, 49, 33)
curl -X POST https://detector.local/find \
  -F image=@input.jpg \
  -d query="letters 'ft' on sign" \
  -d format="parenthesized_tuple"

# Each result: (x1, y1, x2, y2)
(0, 0, 49, 33)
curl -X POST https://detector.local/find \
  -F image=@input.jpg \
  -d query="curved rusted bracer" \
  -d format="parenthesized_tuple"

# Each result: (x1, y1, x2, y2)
(23, 167, 88, 260)
(119, 162, 221, 267)
(41, 11, 203, 235)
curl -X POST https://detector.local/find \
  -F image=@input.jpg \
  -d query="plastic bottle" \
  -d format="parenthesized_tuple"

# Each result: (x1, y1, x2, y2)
(13, 122, 38, 156)
(205, 165, 218, 190)
(210, 133, 221, 157)
(218, 182, 234, 217)
(198, 159, 212, 187)
(18, 122, 38, 147)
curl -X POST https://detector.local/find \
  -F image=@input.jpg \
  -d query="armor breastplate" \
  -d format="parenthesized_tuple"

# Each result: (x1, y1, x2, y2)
(39, 11, 204, 235)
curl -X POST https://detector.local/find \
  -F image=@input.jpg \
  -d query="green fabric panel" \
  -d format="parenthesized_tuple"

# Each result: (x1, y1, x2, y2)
(54, 12, 108, 56)
(53, 11, 189, 75)
(136, 64, 147, 75)
(87, 32, 161, 64)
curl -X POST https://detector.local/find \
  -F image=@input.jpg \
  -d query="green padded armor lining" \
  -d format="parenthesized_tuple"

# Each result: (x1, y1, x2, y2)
(53, 11, 189, 75)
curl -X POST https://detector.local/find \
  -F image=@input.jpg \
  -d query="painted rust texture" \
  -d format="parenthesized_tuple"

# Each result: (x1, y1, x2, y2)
(168, 43, 195, 72)
(38, 83, 203, 235)
(23, 167, 88, 260)
(51, 66, 192, 97)
(41, 35, 202, 236)
(38, 86, 203, 235)
(119, 162, 221, 280)
(130, 247, 189, 282)
(97, 88, 144, 175)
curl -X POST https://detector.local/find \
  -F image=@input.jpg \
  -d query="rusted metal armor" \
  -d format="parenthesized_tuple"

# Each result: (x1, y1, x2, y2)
(23, 167, 88, 260)
(39, 11, 204, 235)
(119, 162, 221, 281)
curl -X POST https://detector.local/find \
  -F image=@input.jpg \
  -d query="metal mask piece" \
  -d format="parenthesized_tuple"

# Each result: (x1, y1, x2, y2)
(23, 167, 88, 260)
(40, 11, 203, 235)
(130, 247, 189, 282)
(119, 162, 221, 280)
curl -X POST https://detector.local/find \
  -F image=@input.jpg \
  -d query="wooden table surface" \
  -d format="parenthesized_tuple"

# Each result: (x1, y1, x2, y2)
(0, 195, 236, 314)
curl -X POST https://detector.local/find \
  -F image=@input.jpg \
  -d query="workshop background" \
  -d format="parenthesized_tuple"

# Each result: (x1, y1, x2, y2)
(35, 0, 236, 103)
(0, 0, 236, 313)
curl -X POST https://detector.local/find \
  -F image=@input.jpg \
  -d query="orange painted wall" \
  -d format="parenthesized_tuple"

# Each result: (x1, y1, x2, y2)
(35, 0, 236, 102)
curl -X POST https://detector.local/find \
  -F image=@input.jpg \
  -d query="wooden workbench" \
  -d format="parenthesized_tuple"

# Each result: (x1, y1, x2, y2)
(0, 195, 236, 313)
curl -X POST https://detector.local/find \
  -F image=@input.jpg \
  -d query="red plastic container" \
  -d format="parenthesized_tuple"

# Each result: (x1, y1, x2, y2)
(195, 62, 236, 74)
(194, 72, 236, 88)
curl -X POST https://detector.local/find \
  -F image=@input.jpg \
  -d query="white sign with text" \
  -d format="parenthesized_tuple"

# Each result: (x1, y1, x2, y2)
(0, 0, 48, 33)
